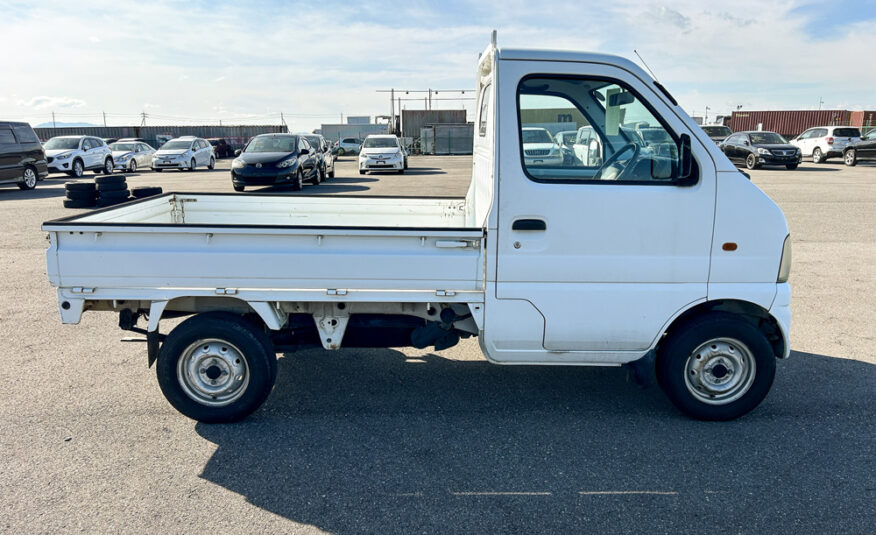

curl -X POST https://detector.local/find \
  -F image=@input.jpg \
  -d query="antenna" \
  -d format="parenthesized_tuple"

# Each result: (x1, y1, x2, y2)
(634, 49, 659, 82)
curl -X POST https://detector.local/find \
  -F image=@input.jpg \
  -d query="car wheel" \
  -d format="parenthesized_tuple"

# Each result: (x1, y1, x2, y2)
(155, 312, 277, 423)
(154, 168, 163, 172)
(17, 166, 38, 190)
(312, 165, 324, 185)
(812, 148, 823, 163)
(104, 158, 114, 174)
(657, 312, 776, 421)
(71, 159, 84, 178)
(338, 148, 346, 156)
(233, 184, 245, 192)
(128, 160, 137, 173)
(359, 170, 366, 175)
(327, 165, 335, 178)
(785, 164, 798, 170)
(189, 158, 196, 171)
(208, 157, 215, 170)
(745, 153, 759, 170)
(844, 149, 857, 166)
(293, 169, 303, 191)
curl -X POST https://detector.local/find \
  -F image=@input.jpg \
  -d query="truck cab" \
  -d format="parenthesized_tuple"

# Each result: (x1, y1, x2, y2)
(44, 36, 791, 423)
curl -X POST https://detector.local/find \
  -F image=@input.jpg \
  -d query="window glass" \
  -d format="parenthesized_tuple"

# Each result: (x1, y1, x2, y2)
(749, 132, 788, 144)
(363, 137, 399, 148)
(517, 76, 680, 182)
(833, 128, 860, 137)
(0, 128, 15, 144)
(12, 125, 38, 143)
(82, 139, 94, 150)
(478, 84, 491, 137)
(814, 129, 828, 138)
(244, 136, 296, 153)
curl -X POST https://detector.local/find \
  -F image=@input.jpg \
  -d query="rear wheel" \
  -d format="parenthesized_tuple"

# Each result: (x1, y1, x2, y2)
(812, 147, 823, 163)
(156, 312, 277, 423)
(657, 312, 776, 421)
(338, 148, 346, 156)
(844, 149, 857, 166)
(18, 166, 37, 190)
(745, 153, 759, 170)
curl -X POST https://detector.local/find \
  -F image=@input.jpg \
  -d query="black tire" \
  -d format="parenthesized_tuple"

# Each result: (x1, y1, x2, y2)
(208, 157, 215, 170)
(327, 165, 335, 178)
(71, 159, 85, 178)
(65, 181, 96, 193)
(656, 312, 776, 421)
(745, 154, 759, 170)
(63, 198, 96, 208)
(131, 186, 163, 198)
(359, 170, 366, 175)
(96, 197, 128, 208)
(66, 189, 97, 201)
(844, 149, 857, 167)
(128, 160, 137, 173)
(154, 168, 164, 172)
(95, 174, 126, 185)
(338, 148, 346, 156)
(398, 169, 405, 174)
(785, 164, 798, 170)
(99, 189, 131, 200)
(97, 181, 128, 192)
(155, 312, 277, 423)
(233, 184, 245, 192)
(189, 158, 196, 171)
(104, 158, 114, 174)
(311, 165, 323, 185)
(812, 148, 823, 164)
(293, 169, 303, 191)
(17, 166, 38, 190)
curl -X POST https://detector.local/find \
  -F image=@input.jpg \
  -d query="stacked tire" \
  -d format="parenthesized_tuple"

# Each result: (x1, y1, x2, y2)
(63, 182, 98, 209)
(96, 175, 130, 207)
(131, 186, 163, 199)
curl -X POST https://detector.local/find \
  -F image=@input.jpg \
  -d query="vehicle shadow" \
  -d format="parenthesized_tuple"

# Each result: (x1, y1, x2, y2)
(0, 182, 67, 200)
(320, 177, 380, 184)
(403, 168, 447, 175)
(195, 349, 875, 534)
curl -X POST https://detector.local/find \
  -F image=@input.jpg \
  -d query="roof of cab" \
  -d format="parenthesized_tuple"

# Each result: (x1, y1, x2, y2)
(498, 48, 651, 83)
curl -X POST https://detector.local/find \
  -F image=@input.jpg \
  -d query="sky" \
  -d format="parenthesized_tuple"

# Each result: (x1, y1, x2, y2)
(1, 0, 874, 132)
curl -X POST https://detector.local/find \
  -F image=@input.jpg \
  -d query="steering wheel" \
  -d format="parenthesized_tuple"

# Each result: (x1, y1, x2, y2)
(593, 142, 640, 181)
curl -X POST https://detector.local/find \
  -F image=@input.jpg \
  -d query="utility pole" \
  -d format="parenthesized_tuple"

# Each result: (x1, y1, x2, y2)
(140, 112, 147, 126)
(102, 111, 107, 127)
(818, 97, 824, 110)
(390, 88, 395, 134)
(705, 106, 710, 124)
(280, 112, 287, 131)
(428, 88, 432, 111)
(52, 111, 56, 128)
(340, 113, 344, 124)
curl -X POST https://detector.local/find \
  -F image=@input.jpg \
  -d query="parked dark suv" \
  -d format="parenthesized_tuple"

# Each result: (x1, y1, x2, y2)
(207, 138, 234, 158)
(843, 130, 876, 166)
(0, 121, 48, 190)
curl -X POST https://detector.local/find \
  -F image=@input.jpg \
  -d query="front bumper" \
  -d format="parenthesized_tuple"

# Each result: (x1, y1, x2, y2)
(114, 159, 134, 170)
(359, 158, 403, 171)
(47, 158, 73, 172)
(231, 166, 297, 185)
(152, 159, 188, 169)
(770, 282, 792, 358)
(758, 153, 802, 165)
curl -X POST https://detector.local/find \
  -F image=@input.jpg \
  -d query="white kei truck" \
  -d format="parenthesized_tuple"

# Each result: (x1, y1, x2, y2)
(43, 36, 792, 423)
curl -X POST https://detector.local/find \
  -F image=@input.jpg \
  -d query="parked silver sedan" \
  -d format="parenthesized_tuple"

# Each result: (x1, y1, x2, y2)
(108, 139, 156, 172)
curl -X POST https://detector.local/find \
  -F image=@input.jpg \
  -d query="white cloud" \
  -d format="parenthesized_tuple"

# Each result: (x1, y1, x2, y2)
(17, 96, 86, 110)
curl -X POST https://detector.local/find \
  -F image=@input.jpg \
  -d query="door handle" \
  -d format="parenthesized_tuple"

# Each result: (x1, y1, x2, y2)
(512, 219, 547, 231)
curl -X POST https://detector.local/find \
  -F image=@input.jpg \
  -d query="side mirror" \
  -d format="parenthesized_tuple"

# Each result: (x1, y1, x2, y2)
(743, 140, 750, 146)
(234, 149, 242, 157)
(677, 133, 695, 185)
(300, 148, 309, 155)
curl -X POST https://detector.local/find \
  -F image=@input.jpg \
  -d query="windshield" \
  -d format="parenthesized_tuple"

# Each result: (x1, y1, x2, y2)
(363, 137, 398, 148)
(44, 138, 80, 150)
(639, 129, 673, 143)
(522, 129, 554, 144)
(556, 132, 577, 146)
(703, 126, 732, 137)
(161, 140, 193, 150)
(749, 132, 788, 144)
(245, 136, 296, 153)
(833, 128, 860, 137)
(109, 143, 136, 152)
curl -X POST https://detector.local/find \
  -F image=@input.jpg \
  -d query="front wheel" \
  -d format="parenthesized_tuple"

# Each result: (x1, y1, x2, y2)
(338, 148, 346, 156)
(104, 158, 114, 174)
(189, 158, 196, 171)
(745, 153, 759, 170)
(312, 165, 324, 185)
(293, 169, 303, 191)
(208, 157, 215, 170)
(844, 149, 857, 166)
(233, 184, 245, 192)
(156, 312, 277, 423)
(128, 160, 137, 173)
(657, 312, 776, 421)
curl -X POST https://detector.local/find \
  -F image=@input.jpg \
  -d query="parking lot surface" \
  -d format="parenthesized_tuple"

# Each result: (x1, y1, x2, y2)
(1, 156, 874, 534)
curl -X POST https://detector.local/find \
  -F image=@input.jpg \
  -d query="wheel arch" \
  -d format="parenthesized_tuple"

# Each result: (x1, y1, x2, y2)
(147, 296, 286, 333)
(658, 299, 786, 360)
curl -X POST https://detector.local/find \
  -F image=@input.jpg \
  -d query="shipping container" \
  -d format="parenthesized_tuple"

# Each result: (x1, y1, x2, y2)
(849, 111, 876, 134)
(729, 110, 852, 138)
(32, 125, 285, 149)
(420, 123, 473, 155)
(401, 110, 466, 138)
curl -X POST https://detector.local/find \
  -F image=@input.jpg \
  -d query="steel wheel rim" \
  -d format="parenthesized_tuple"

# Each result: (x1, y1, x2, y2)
(684, 337, 756, 405)
(846, 151, 854, 164)
(177, 339, 250, 407)
(24, 168, 36, 187)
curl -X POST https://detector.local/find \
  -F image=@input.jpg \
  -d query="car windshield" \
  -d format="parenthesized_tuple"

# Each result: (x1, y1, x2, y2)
(109, 143, 136, 152)
(44, 138, 80, 150)
(161, 140, 193, 150)
(556, 132, 576, 146)
(363, 137, 398, 148)
(639, 129, 673, 143)
(703, 126, 732, 137)
(245, 136, 296, 153)
(749, 132, 788, 144)
(522, 129, 553, 144)
(834, 128, 860, 137)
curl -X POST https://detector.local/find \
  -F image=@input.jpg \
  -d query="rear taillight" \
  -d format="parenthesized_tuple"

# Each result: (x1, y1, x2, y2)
(826, 137, 834, 144)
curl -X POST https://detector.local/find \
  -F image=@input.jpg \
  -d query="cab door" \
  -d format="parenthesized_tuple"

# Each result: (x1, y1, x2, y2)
(486, 60, 716, 360)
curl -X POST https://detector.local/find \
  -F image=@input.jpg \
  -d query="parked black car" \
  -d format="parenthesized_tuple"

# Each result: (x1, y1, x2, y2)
(299, 133, 335, 182)
(702, 125, 733, 144)
(207, 138, 234, 158)
(843, 130, 876, 166)
(719, 131, 801, 170)
(230, 134, 319, 191)
(0, 121, 49, 190)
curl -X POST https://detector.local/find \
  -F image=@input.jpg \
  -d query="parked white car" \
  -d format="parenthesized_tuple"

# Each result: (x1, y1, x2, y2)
(790, 126, 862, 163)
(521, 127, 563, 166)
(44, 136, 114, 177)
(108, 139, 156, 172)
(358, 134, 406, 174)
(335, 137, 362, 156)
(152, 136, 215, 171)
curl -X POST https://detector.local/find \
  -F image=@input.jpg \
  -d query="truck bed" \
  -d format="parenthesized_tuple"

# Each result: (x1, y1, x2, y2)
(43, 193, 485, 306)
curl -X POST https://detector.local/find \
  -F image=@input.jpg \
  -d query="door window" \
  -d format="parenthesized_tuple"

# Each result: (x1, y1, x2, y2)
(81, 139, 93, 151)
(517, 75, 684, 183)
(12, 125, 38, 143)
(814, 128, 828, 138)
(0, 128, 15, 144)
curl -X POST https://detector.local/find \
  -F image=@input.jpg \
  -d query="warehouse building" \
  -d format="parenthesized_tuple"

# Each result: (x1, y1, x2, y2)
(32, 125, 285, 149)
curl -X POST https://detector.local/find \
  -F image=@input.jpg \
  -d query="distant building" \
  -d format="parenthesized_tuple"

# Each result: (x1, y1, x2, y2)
(730, 110, 876, 137)
(346, 116, 370, 125)
(319, 123, 389, 142)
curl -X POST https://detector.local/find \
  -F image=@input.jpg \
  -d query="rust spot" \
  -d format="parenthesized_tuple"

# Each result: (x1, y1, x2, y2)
(722, 242, 738, 251)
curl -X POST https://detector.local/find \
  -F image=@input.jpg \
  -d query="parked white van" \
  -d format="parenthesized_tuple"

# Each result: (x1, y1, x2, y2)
(790, 126, 861, 163)
(43, 35, 791, 424)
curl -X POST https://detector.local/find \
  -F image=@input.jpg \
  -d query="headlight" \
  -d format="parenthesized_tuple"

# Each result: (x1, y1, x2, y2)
(276, 158, 295, 168)
(757, 148, 771, 155)
(117, 153, 132, 161)
(55, 152, 71, 159)
(231, 159, 245, 169)
(359, 152, 369, 159)
(777, 234, 791, 283)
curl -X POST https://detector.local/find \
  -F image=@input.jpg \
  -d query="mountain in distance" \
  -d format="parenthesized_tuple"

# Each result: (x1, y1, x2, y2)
(34, 121, 101, 128)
